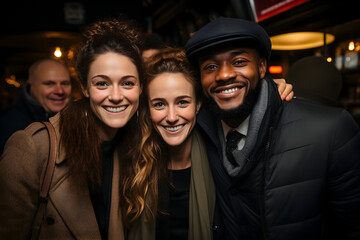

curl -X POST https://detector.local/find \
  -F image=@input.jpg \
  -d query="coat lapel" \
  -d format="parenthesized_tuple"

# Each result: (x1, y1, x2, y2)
(48, 114, 125, 240)
(50, 173, 101, 239)
(49, 114, 100, 239)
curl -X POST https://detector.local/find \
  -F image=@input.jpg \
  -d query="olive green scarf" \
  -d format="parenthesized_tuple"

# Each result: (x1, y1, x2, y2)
(127, 129, 216, 240)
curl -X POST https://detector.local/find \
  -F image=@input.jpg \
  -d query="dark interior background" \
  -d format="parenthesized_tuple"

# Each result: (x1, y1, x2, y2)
(1, 0, 359, 120)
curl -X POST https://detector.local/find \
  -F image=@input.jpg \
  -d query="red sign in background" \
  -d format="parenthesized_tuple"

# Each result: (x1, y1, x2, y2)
(249, 0, 311, 22)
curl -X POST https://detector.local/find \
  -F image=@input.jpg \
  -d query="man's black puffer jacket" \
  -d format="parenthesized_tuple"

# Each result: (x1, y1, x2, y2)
(197, 77, 360, 240)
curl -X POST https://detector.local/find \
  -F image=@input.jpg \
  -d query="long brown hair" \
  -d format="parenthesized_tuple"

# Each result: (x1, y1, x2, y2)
(137, 47, 202, 222)
(59, 16, 150, 227)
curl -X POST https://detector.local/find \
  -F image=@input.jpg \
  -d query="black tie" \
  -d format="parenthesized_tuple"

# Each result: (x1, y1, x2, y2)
(226, 130, 242, 166)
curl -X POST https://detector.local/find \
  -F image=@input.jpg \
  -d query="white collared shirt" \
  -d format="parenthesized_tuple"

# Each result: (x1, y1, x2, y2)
(221, 116, 250, 150)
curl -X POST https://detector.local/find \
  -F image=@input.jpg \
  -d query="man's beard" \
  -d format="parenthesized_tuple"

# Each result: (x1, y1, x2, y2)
(207, 82, 261, 123)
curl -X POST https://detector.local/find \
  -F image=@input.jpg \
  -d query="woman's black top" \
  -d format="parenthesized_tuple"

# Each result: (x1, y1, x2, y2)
(156, 167, 191, 240)
(90, 141, 115, 240)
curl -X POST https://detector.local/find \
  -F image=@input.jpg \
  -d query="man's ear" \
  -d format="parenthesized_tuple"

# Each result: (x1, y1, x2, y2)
(81, 85, 89, 98)
(259, 58, 267, 79)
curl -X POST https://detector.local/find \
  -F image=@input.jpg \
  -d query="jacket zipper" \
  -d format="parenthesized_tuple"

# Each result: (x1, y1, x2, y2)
(259, 126, 273, 240)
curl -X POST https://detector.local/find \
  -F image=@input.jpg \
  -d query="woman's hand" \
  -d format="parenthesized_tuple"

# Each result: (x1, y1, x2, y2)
(274, 78, 294, 101)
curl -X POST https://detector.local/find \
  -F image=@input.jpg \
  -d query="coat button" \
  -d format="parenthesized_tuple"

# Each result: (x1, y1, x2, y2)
(46, 217, 55, 225)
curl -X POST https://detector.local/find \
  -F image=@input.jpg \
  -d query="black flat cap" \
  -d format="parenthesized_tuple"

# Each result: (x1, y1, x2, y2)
(185, 17, 271, 64)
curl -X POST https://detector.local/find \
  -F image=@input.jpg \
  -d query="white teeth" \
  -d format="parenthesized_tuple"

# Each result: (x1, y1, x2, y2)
(105, 106, 126, 112)
(165, 125, 183, 132)
(221, 87, 239, 93)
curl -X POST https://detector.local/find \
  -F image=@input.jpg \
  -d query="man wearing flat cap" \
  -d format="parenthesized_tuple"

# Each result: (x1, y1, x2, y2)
(185, 17, 360, 240)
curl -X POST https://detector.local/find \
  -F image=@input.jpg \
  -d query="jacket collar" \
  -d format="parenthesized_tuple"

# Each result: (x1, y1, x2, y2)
(49, 114, 67, 164)
(197, 104, 221, 149)
(21, 83, 49, 121)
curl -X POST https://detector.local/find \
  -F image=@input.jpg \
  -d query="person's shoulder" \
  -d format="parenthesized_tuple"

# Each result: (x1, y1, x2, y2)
(25, 121, 49, 135)
(280, 99, 359, 152)
(283, 98, 359, 133)
(284, 98, 345, 118)
(0, 105, 17, 119)
(2, 121, 50, 159)
(0, 122, 50, 189)
(0, 100, 30, 121)
(6, 122, 48, 145)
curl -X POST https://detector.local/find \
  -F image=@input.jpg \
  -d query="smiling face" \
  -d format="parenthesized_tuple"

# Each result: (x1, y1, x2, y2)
(199, 47, 266, 111)
(84, 52, 141, 140)
(29, 60, 71, 114)
(148, 72, 199, 147)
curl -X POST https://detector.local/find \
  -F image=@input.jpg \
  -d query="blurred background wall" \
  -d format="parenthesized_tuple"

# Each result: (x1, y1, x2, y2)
(0, 0, 359, 121)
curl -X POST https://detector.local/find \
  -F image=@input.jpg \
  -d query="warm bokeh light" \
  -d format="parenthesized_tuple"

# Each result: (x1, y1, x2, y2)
(270, 32, 335, 50)
(5, 75, 20, 87)
(355, 42, 360, 52)
(327, 57, 332, 62)
(348, 41, 355, 51)
(67, 49, 74, 59)
(54, 47, 62, 58)
(269, 65, 283, 74)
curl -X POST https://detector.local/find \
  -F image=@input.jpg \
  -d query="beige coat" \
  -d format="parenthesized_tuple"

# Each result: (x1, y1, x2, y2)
(0, 114, 124, 240)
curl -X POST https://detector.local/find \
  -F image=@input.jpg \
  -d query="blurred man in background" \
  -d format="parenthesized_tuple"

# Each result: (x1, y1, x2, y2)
(0, 58, 71, 155)
(286, 56, 342, 107)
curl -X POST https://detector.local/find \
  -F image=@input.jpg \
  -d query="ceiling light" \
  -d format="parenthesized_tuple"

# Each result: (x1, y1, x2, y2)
(270, 32, 335, 50)
(348, 41, 355, 51)
(54, 46, 62, 58)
